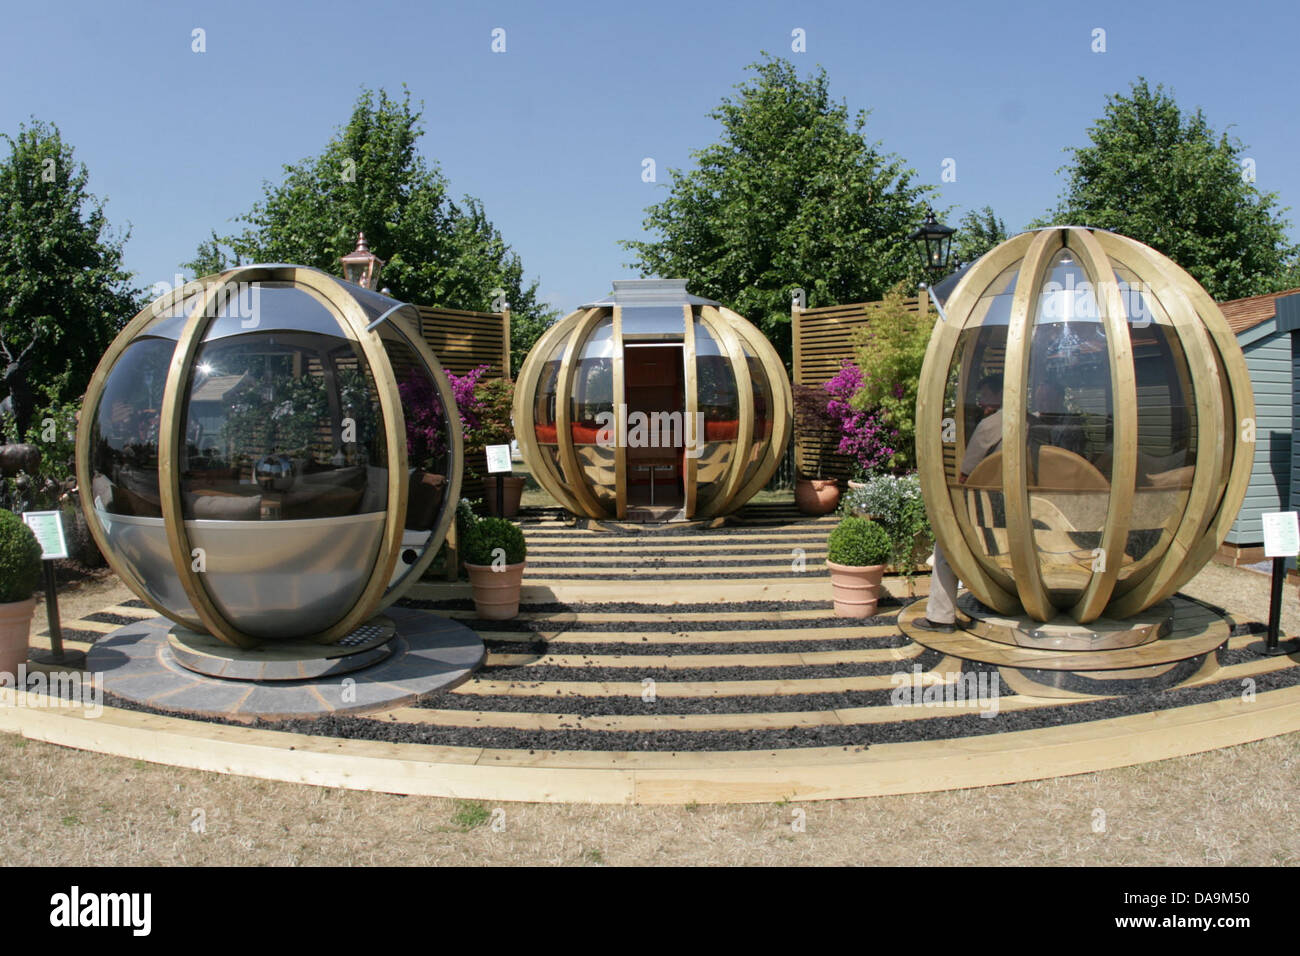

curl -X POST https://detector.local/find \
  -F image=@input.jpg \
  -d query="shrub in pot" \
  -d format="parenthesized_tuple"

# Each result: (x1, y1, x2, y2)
(825, 516, 891, 618)
(462, 516, 527, 620)
(0, 510, 43, 672)
(840, 472, 932, 593)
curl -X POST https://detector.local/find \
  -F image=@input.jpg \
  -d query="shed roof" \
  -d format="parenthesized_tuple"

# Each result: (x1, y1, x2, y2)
(1218, 287, 1300, 335)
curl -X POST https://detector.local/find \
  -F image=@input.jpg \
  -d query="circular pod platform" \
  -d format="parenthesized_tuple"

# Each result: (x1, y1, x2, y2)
(86, 606, 484, 721)
(166, 618, 397, 681)
(899, 594, 1228, 698)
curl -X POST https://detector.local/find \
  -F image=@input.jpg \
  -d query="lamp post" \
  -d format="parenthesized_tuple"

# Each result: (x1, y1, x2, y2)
(909, 207, 956, 283)
(340, 232, 385, 290)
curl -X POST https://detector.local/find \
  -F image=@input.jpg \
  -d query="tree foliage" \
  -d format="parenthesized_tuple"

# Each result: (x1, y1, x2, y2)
(622, 56, 935, 366)
(952, 206, 1008, 266)
(0, 120, 139, 438)
(849, 284, 933, 469)
(186, 88, 556, 375)
(1045, 78, 1300, 300)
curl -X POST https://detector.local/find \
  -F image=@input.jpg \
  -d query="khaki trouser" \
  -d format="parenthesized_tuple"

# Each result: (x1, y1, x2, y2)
(929, 544, 959, 625)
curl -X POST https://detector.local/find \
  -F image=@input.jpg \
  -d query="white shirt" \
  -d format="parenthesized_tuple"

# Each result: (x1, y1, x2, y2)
(961, 409, 1002, 476)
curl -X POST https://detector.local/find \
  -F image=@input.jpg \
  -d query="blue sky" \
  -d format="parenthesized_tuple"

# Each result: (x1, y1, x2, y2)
(2, 0, 1297, 314)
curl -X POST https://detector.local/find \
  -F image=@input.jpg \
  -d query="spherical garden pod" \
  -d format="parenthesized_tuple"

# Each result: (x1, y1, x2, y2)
(76, 265, 463, 649)
(514, 279, 792, 520)
(916, 227, 1254, 625)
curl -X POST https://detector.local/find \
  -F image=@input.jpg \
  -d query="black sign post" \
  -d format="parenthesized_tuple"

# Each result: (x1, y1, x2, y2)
(1252, 512, 1300, 658)
(22, 511, 86, 668)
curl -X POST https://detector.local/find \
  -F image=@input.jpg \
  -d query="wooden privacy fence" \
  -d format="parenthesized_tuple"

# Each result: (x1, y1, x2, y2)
(791, 294, 927, 483)
(415, 306, 511, 380)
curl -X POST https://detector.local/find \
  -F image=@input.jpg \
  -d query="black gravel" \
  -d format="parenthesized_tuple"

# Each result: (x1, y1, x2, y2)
(472, 649, 943, 683)
(483, 634, 913, 656)
(81, 611, 147, 626)
(399, 598, 887, 614)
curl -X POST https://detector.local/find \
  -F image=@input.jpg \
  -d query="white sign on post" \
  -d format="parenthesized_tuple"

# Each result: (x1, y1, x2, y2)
(1261, 511, 1300, 558)
(485, 444, 513, 474)
(22, 510, 69, 560)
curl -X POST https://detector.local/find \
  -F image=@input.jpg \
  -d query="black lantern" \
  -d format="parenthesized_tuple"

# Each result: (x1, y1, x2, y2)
(909, 207, 956, 280)
(340, 232, 385, 290)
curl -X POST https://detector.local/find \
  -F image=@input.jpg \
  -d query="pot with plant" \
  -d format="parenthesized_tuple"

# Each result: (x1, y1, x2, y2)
(462, 515, 527, 619)
(0, 509, 43, 672)
(825, 515, 892, 618)
(792, 383, 841, 515)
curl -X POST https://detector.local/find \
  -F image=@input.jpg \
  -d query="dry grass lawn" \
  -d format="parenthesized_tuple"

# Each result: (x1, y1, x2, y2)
(2, 731, 1296, 866)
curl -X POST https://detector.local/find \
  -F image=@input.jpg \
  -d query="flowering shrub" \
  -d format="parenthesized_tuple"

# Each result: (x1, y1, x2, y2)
(824, 360, 895, 478)
(850, 284, 932, 469)
(840, 472, 932, 586)
(398, 364, 513, 479)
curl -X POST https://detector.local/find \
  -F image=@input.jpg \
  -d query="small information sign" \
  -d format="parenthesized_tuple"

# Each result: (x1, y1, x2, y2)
(1261, 511, 1300, 558)
(22, 510, 69, 560)
(485, 444, 513, 474)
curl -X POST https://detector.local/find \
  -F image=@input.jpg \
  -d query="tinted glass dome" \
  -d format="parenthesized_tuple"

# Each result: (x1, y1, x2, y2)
(77, 266, 463, 648)
(917, 228, 1254, 624)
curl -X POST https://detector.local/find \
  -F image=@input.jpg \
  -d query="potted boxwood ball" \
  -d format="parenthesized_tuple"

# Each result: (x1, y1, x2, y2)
(825, 516, 891, 618)
(0, 510, 44, 672)
(462, 516, 527, 620)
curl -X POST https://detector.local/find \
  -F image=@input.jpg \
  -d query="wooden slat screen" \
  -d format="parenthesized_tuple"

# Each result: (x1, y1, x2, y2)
(792, 296, 928, 481)
(415, 305, 512, 380)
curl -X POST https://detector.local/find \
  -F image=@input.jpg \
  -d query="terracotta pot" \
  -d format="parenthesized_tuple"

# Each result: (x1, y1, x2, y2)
(465, 561, 526, 620)
(795, 478, 841, 515)
(482, 476, 526, 517)
(847, 480, 868, 491)
(826, 561, 886, 618)
(0, 597, 36, 674)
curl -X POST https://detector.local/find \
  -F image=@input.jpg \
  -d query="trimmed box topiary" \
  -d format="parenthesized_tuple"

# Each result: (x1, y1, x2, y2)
(462, 517, 527, 620)
(0, 509, 43, 672)
(827, 516, 891, 567)
(826, 516, 891, 618)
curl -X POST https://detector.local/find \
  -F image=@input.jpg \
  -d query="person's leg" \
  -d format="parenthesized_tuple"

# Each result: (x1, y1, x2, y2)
(919, 543, 958, 628)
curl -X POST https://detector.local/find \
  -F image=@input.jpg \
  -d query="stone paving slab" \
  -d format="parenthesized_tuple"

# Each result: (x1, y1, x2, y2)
(86, 610, 485, 721)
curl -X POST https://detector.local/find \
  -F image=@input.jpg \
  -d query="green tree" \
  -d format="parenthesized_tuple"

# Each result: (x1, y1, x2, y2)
(186, 88, 555, 375)
(849, 284, 933, 469)
(622, 55, 935, 367)
(952, 206, 1008, 266)
(1045, 78, 1300, 300)
(0, 120, 139, 438)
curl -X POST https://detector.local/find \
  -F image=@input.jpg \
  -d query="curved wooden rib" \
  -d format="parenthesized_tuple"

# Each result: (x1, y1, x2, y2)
(916, 233, 1033, 616)
(683, 306, 699, 518)
(1001, 228, 1058, 621)
(377, 305, 464, 610)
(1068, 228, 1137, 623)
(724, 305, 795, 512)
(158, 266, 270, 648)
(512, 309, 589, 517)
(554, 308, 610, 519)
(76, 280, 210, 634)
(699, 305, 753, 518)
(612, 306, 628, 519)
